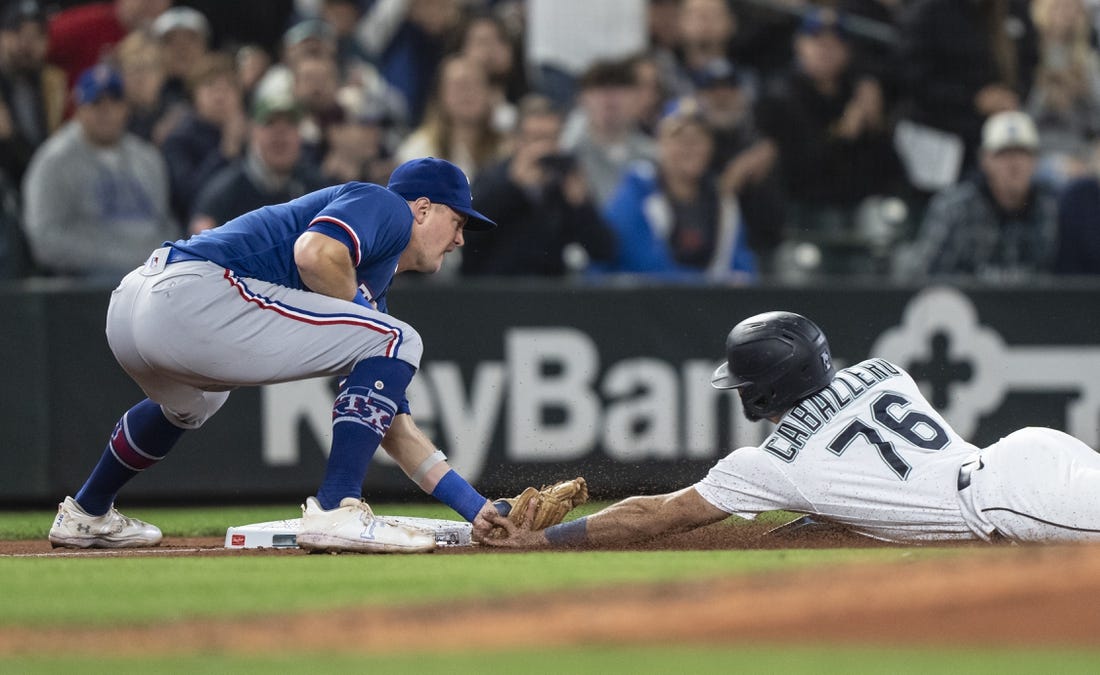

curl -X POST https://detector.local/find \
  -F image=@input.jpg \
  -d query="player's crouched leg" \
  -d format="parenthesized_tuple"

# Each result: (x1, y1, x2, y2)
(159, 391, 232, 430)
(351, 315, 424, 373)
(299, 337, 431, 553)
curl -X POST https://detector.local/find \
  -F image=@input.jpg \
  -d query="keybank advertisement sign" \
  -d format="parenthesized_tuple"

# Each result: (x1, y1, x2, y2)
(8, 282, 1098, 501)
(263, 328, 765, 481)
(259, 285, 1100, 489)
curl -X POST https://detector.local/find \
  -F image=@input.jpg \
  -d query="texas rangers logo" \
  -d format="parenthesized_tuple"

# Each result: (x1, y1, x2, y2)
(333, 387, 398, 435)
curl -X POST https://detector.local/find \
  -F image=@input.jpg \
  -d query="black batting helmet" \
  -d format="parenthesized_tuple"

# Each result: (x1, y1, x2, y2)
(711, 311, 835, 419)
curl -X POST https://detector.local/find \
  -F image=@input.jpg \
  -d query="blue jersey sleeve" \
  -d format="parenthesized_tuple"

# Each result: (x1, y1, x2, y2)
(306, 183, 413, 268)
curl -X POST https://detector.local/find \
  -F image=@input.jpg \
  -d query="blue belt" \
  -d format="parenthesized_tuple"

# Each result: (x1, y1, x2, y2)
(166, 248, 208, 264)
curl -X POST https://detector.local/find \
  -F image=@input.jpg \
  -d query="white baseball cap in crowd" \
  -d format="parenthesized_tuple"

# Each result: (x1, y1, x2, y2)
(981, 111, 1039, 153)
(151, 6, 211, 41)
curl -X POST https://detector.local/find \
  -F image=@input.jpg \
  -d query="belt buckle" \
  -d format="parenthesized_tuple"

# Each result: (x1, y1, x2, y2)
(957, 457, 983, 491)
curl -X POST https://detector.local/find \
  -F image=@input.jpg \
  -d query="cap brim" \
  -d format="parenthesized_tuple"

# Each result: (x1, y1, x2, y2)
(710, 362, 748, 390)
(451, 204, 497, 231)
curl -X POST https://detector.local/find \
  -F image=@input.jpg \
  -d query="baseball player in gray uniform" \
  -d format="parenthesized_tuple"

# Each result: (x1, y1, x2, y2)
(49, 157, 502, 553)
(484, 311, 1100, 548)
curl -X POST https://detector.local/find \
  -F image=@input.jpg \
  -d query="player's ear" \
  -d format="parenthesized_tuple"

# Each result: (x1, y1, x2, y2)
(411, 197, 432, 222)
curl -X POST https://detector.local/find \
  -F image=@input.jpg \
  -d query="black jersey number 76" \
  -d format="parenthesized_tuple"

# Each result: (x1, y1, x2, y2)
(827, 392, 950, 479)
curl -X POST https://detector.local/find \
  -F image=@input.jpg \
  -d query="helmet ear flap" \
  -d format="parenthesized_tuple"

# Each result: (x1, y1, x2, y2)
(751, 393, 770, 412)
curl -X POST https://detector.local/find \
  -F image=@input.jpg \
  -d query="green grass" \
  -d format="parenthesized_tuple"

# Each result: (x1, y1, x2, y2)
(1, 504, 1096, 669)
(0, 546, 940, 626)
(3, 646, 1100, 674)
(2, 502, 954, 629)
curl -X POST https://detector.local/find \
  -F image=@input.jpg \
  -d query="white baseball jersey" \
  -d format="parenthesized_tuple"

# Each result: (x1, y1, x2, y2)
(696, 359, 978, 542)
(695, 358, 1100, 544)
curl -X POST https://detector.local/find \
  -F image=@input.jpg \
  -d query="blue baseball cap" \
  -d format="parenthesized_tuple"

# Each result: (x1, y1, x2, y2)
(387, 157, 497, 231)
(74, 64, 124, 105)
(798, 8, 850, 40)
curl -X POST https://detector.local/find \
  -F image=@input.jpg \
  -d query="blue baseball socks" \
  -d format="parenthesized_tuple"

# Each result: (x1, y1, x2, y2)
(316, 356, 416, 510)
(74, 398, 186, 515)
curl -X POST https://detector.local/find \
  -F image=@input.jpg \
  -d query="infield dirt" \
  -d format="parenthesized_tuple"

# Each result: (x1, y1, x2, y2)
(2, 521, 1099, 654)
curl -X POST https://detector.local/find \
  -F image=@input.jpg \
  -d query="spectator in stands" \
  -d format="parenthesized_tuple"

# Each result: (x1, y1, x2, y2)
(701, 1, 901, 90)
(355, 0, 463, 125)
(22, 64, 175, 278)
(47, 0, 170, 91)
(897, 111, 1059, 281)
(687, 58, 785, 260)
(160, 53, 249, 225)
(253, 18, 338, 104)
(291, 53, 343, 159)
(646, 0, 688, 98)
(256, 17, 409, 134)
(320, 86, 395, 186)
(189, 93, 325, 234)
(631, 52, 669, 137)
(1025, 0, 1100, 189)
(755, 8, 902, 272)
(562, 58, 656, 208)
(676, 0, 749, 90)
(454, 10, 526, 130)
(150, 6, 211, 108)
(115, 30, 180, 146)
(602, 109, 756, 281)
(0, 0, 65, 184)
(462, 94, 617, 277)
(235, 43, 272, 108)
(896, 0, 1038, 170)
(395, 54, 506, 182)
(1053, 142, 1100, 274)
(319, 0, 372, 78)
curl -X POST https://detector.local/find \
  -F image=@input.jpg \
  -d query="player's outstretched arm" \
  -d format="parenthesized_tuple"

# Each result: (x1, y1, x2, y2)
(481, 486, 730, 549)
(382, 414, 494, 538)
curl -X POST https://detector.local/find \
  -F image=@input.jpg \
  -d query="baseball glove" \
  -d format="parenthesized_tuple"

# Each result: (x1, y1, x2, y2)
(489, 477, 589, 537)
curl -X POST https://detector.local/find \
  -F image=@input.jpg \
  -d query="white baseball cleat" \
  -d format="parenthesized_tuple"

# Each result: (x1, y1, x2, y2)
(297, 497, 436, 554)
(48, 496, 163, 549)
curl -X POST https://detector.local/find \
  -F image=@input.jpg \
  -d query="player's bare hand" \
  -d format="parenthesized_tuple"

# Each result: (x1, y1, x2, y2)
(477, 511, 548, 548)
(470, 499, 499, 541)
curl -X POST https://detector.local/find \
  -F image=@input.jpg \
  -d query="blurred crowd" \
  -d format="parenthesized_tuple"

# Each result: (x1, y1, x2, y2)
(2, 0, 1100, 285)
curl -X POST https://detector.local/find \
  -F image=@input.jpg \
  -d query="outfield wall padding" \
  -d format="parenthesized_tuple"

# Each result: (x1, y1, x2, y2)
(3, 279, 1099, 504)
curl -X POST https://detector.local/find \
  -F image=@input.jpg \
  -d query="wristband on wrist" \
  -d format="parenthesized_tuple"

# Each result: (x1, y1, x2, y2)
(431, 469, 487, 522)
(544, 516, 589, 547)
